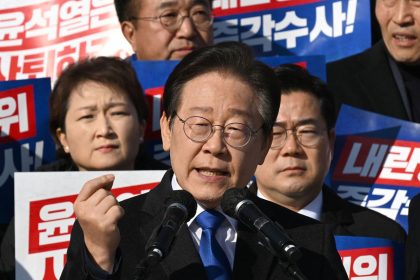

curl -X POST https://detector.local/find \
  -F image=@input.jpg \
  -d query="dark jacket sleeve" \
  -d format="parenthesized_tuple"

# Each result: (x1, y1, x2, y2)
(60, 220, 122, 280)
(60, 220, 91, 279)
(0, 218, 15, 280)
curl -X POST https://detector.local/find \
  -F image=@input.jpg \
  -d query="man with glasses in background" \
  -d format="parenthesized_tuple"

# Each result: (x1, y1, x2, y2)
(251, 64, 406, 244)
(114, 0, 213, 60)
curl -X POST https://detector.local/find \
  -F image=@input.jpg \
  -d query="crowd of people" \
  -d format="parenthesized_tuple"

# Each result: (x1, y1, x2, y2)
(1, 0, 419, 279)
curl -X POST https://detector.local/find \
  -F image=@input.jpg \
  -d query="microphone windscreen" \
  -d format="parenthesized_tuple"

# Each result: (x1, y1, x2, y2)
(167, 190, 197, 221)
(221, 187, 249, 217)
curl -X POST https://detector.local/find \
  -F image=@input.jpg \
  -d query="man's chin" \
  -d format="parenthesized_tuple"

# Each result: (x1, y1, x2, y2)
(192, 191, 225, 209)
(170, 49, 195, 60)
(387, 46, 420, 64)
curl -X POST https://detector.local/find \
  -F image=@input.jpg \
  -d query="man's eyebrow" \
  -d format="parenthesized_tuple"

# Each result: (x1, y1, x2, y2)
(227, 108, 254, 119)
(192, 0, 212, 7)
(186, 106, 213, 114)
(159, 0, 210, 9)
(274, 118, 320, 126)
(158, 1, 177, 9)
(184, 107, 253, 119)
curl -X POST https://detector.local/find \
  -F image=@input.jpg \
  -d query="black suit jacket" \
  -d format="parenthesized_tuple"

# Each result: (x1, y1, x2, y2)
(321, 187, 406, 243)
(327, 40, 410, 121)
(248, 183, 406, 244)
(406, 194, 420, 280)
(61, 170, 348, 280)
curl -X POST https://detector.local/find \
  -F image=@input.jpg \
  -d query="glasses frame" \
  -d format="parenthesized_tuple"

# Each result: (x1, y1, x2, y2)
(128, 10, 214, 32)
(175, 113, 261, 148)
(270, 125, 327, 150)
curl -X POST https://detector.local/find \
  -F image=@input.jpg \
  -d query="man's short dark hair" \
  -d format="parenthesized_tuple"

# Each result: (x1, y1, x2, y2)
(274, 64, 337, 130)
(49, 56, 148, 152)
(114, 0, 140, 23)
(162, 41, 280, 138)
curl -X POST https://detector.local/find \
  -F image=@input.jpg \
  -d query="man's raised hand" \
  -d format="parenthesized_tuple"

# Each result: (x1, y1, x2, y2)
(74, 174, 124, 272)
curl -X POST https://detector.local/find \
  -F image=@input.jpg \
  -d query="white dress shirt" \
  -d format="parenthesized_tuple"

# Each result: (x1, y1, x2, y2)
(171, 175, 238, 269)
(257, 189, 323, 221)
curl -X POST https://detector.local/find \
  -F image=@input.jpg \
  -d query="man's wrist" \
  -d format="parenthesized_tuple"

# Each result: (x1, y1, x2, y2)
(83, 246, 121, 279)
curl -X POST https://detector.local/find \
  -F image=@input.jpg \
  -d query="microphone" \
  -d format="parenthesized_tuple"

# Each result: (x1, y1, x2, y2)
(145, 190, 197, 264)
(221, 188, 302, 263)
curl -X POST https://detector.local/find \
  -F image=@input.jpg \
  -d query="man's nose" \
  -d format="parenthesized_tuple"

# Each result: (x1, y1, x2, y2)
(280, 131, 303, 156)
(176, 15, 197, 37)
(393, 1, 415, 26)
(202, 127, 227, 155)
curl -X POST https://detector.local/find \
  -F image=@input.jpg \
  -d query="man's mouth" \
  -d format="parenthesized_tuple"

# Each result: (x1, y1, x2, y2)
(175, 46, 196, 52)
(393, 33, 417, 44)
(282, 166, 305, 172)
(197, 168, 229, 177)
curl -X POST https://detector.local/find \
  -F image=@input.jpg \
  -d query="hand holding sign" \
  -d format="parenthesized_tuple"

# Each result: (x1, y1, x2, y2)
(73, 174, 124, 272)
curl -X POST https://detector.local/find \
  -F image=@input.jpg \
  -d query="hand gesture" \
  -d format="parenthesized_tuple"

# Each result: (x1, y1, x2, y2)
(74, 174, 124, 272)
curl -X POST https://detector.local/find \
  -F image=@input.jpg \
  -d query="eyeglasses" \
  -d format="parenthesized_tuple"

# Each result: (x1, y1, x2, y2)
(129, 7, 213, 32)
(175, 113, 261, 148)
(271, 124, 326, 149)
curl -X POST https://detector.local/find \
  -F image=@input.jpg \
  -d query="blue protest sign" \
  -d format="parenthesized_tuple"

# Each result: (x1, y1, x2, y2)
(213, 0, 371, 62)
(0, 78, 56, 223)
(327, 105, 420, 232)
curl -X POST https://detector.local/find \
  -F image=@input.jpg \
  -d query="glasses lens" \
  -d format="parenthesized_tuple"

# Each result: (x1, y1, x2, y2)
(271, 125, 324, 149)
(159, 12, 178, 28)
(191, 9, 212, 27)
(296, 127, 323, 147)
(271, 126, 287, 149)
(224, 123, 251, 147)
(184, 116, 212, 141)
(159, 8, 213, 31)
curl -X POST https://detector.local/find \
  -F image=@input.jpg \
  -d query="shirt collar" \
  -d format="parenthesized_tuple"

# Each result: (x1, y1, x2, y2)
(257, 188, 323, 221)
(297, 190, 323, 221)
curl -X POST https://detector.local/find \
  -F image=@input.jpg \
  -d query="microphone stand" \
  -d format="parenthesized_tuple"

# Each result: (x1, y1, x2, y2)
(134, 258, 151, 280)
(276, 258, 308, 280)
(258, 222, 308, 280)
(133, 250, 161, 280)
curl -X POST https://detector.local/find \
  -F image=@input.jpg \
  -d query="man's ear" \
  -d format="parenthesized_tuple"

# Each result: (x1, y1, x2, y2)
(160, 112, 171, 152)
(56, 128, 70, 154)
(121, 21, 138, 52)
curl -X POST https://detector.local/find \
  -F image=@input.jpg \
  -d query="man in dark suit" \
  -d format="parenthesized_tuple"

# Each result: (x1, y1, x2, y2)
(60, 42, 348, 280)
(327, 0, 420, 123)
(406, 194, 420, 280)
(252, 64, 406, 247)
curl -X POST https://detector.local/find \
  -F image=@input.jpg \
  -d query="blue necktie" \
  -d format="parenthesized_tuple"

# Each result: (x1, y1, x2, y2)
(196, 210, 232, 280)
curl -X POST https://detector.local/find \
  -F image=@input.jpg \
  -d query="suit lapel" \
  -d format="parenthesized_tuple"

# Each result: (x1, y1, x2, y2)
(160, 225, 208, 279)
(138, 170, 208, 279)
(232, 224, 276, 280)
(246, 193, 347, 279)
(321, 187, 354, 232)
(355, 42, 408, 119)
